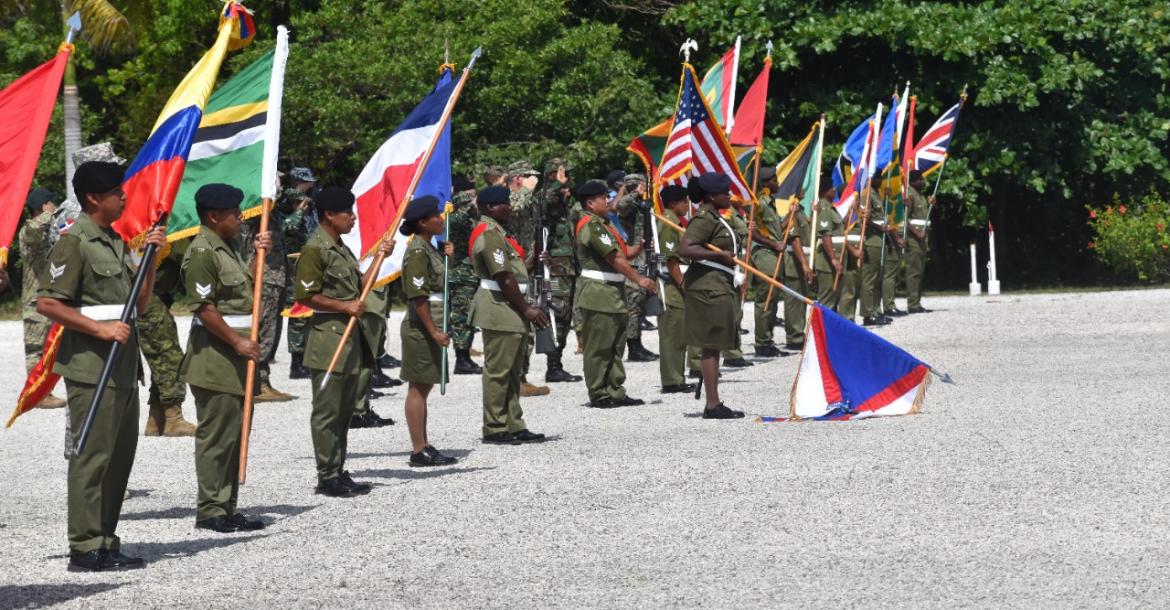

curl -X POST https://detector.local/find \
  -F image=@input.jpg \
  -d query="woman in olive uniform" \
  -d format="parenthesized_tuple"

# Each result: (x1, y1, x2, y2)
(397, 196, 458, 467)
(677, 173, 745, 419)
(179, 183, 270, 533)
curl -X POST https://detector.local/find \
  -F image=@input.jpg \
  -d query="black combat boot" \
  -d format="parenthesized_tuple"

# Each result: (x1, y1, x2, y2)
(454, 348, 482, 375)
(289, 352, 310, 379)
(626, 339, 659, 362)
(544, 351, 582, 383)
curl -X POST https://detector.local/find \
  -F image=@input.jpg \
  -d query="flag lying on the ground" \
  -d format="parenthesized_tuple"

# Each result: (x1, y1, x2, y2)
(628, 44, 742, 181)
(656, 63, 754, 201)
(772, 121, 822, 216)
(911, 100, 962, 177)
(0, 43, 73, 265)
(170, 25, 287, 240)
(113, 1, 253, 243)
(344, 66, 458, 287)
(790, 304, 930, 420)
(6, 323, 64, 427)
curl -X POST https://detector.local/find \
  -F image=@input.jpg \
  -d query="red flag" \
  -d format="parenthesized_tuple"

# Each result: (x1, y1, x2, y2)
(729, 57, 771, 149)
(7, 324, 64, 427)
(0, 45, 72, 264)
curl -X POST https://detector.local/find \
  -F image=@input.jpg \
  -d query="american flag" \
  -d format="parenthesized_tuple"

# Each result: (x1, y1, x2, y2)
(656, 64, 753, 201)
(911, 101, 962, 175)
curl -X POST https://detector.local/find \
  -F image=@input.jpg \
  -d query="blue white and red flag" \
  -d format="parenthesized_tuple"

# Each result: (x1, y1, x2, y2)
(911, 101, 962, 176)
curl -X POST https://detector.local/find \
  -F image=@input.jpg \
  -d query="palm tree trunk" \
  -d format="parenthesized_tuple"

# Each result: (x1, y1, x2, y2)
(62, 1, 82, 202)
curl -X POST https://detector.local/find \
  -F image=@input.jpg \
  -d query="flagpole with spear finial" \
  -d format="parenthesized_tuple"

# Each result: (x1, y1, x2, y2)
(318, 47, 482, 391)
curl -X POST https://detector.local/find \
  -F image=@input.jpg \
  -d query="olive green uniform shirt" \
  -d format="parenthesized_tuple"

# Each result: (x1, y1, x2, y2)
(657, 209, 685, 309)
(782, 205, 812, 277)
(294, 226, 370, 373)
(814, 197, 845, 273)
(469, 217, 529, 333)
(37, 213, 141, 388)
(179, 226, 254, 396)
(575, 211, 626, 314)
(682, 205, 736, 292)
(401, 236, 445, 323)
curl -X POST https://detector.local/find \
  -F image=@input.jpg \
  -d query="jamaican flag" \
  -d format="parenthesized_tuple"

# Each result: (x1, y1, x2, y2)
(773, 120, 823, 216)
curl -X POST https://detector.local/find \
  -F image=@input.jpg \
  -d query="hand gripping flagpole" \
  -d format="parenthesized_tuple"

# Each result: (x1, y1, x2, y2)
(74, 212, 169, 455)
(319, 47, 482, 390)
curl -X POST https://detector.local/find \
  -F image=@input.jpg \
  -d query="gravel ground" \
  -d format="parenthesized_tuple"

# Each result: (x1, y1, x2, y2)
(1, 289, 1169, 609)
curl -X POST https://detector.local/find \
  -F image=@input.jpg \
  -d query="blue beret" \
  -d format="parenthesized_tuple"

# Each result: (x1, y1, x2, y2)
(315, 186, 355, 212)
(575, 179, 608, 201)
(696, 172, 731, 195)
(477, 185, 510, 205)
(660, 185, 688, 203)
(194, 183, 244, 210)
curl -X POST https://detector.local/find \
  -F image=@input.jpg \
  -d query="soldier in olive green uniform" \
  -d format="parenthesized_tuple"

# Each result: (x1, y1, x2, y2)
(447, 177, 483, 374)
(574, 180, 656, 408)
(719, 200, 753, 368)
(781, 201, 815, 348)
(879, 186, 908, 317)
(748, 167, 785, 357)
(293, 187, 385, 498)
(813, 185, 845, 310)
(838, 203, 864, 321)
(38, 161, 167, 571)
(904, 170, 935, 313)
(677, 173, 744, 420)
(469, 186, 548, 444)
(137, 239, 197, 437)
(656, 186, 695, 393)
(542, 160, 585, 371)
(20, 188, 66, 408)
(860, 180, 893, 327)
(397, 196, 458, 466)
(179, 184, 268, 534)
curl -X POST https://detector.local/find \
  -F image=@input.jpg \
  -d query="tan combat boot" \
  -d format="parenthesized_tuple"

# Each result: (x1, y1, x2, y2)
(520, 380, 550, 397)
(35, 394, 67, 409)
(144, 405, 166, 436)
(162, 404, 197, 437)
(255, 381, 295, 403)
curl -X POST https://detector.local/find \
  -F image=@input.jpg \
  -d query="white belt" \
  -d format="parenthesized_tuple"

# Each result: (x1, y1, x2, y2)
(480, 279, 527, 294)
(428, 293, 444, 302)
(580, 269, 624, 283)
(785, 246, 813, 255)
(79, 304, 132, 321)
(697, 260, 735, 275)
(909, 219, 931, 227)
(846, 235, 862, 243)
(193, 314, 253, 329)
(830, 236, 847, 244)
(871, 219, 886, 226)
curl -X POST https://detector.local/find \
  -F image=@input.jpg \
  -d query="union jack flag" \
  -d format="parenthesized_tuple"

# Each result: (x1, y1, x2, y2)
(911, 101, 962, 176)
(656, 64, 753, 201)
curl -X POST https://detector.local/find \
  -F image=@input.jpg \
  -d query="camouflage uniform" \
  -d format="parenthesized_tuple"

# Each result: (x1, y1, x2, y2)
(615, 180, 648, 340)
(543, 161, 583, 350)
(137, 240, 190, 411)
(19, 209, 54, 372)
(446, 190, 479, 351)
(238, 204, 289, 384)
(281, 186, 315, 356)
(506, 161, 540, 376)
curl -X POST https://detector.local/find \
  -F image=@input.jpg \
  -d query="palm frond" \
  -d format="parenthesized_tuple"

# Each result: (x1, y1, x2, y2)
(66, 0, 135, 54)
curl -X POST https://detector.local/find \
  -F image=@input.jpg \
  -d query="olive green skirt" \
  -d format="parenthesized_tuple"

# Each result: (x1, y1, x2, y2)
(399, 318, 446, 384)
(683, 287, 738, 350)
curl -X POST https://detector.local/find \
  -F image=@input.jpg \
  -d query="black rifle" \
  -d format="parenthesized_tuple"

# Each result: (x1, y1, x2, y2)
(531, 168, 557, 354)
(637, 193, 665, 316)
(74, 212, 169, 455)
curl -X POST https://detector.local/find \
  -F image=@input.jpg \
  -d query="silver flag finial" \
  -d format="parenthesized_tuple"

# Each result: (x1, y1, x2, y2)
(679, 39, 698, 62)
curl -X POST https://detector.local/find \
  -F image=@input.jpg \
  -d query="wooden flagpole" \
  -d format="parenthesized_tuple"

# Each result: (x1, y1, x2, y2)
(238, 198, 270, 482)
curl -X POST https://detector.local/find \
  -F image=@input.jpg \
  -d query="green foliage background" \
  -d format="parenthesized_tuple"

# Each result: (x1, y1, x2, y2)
(4, 0, 1170, 290)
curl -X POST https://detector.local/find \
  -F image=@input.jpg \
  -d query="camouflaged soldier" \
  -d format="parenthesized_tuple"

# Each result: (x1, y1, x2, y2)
(20, 188, 67, 408)
(541, 159, 584, 364)
(504, 161, 549, 397)
(237, 173, 295, 402)
(614, 173, 658, 363)
(281, 167, 318, 379)
(447, 176, 483, 374)
(138, 238, 197, 437)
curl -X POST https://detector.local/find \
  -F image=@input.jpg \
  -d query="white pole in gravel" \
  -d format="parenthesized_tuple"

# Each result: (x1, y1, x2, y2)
(968, 242, 981, 295)
(987, 221, 1001, 295)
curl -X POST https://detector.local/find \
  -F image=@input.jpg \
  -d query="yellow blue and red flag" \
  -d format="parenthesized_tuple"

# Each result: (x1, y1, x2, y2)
(112, 2, 254, 242)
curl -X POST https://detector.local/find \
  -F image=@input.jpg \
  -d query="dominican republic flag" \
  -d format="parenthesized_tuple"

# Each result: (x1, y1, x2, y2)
(911, 100, 962, 177)
(790, 304, 930, 420)
(113, 1, 252, 243)
(344, 67, 456, 286)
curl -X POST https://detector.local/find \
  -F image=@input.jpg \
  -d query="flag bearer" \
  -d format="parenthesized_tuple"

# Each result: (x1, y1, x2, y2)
(814, 183, 845, 310)
(575, 180, 657, 408)
(38, 161, 166, 571)
(781, 194, 814, 350)
(397, 196, 458, 466)
(678, 173, 745, 420)
(179, 183, 269, 533)
(469, 185, 548, 445)
(905, 170, 935, 313)
(748, 166, 785, 358)
(294, 187, 390, 498)
(860, 178, 893, 327)
(657, 185, 695, 394)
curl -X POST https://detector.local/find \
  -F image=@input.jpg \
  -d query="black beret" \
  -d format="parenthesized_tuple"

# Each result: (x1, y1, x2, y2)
(696, 172, 731, 195)
(403, 196, 440, 221)
(604, 169, 626, 187)
(758, 165, 777, 182)
(575, 179, 608, 201)
(194, 183, 244, 210)
(452, 175, 475, 193)
(25, 187, 56, 214)
(660, 184, 688, 204)
(687, 180, 704, 203)
(315, 186, 355, 212)
(477, 185, 510, 206)
(72, 161, 124, 199)
(909, 169, 925, 182)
